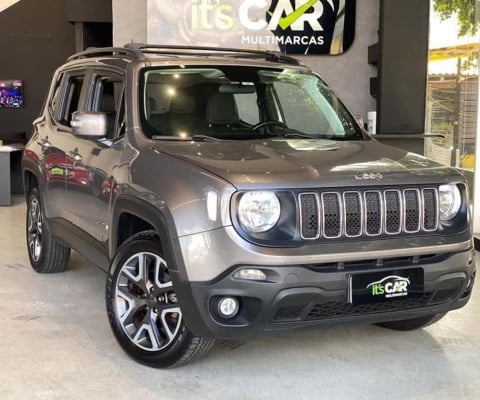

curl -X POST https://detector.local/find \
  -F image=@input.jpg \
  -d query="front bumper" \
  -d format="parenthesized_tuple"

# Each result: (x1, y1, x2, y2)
(172, 248, 476, 338)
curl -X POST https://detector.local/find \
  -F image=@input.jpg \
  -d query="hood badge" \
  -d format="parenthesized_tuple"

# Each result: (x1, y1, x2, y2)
(355, 172, 383, 181)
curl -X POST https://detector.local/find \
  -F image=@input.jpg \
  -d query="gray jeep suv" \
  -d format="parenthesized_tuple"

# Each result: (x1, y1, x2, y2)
(23, 44, 476, 367)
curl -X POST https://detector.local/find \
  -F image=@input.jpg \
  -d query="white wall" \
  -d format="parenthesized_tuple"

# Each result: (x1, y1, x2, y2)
(113, 0, 147, 46)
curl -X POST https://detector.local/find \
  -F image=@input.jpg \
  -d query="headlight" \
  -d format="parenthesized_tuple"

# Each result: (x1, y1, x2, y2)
(238, 191, 281, 233)
(439, 184, 462, 221)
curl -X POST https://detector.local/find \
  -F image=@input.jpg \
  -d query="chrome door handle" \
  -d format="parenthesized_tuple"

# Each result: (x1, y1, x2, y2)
(37, 138, 51, 150)
(69, 150, 82, 162)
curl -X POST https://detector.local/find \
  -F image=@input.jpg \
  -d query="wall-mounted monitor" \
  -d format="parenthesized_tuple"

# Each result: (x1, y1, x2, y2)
(0, 80, 23, 108)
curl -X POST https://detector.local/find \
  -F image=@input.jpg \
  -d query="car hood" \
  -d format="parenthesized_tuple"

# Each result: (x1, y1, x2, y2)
(155, 138, 462, 189)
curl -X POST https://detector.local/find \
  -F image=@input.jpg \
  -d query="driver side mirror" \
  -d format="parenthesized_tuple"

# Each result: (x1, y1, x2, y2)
(71, 111, 107, 138)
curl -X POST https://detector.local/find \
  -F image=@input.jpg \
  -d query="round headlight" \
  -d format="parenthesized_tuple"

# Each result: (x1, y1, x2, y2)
(439, 184, 462, 221)
(238, 192, 281, 233)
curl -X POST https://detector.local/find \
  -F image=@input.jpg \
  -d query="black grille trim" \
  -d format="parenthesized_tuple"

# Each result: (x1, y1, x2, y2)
(343, 192, 363, 238)
(384, 189, 402, 235)
(404, 189, 421, 233)
(299, 193, 320, 240)
(364, 190, 383, 236)
(273, 294, 435, 322)
(298, 187, 440, 241)
(322, 192, 342, 239)
(305, 294, 433, 320)
(422, 188, 439, 232)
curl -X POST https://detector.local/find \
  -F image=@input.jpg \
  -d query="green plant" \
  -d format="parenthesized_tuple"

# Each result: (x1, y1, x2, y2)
(434, 0, 479, 36)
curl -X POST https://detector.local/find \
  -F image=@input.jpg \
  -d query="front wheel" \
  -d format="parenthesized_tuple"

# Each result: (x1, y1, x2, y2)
(376, 312, 447, 331)
(105, 231, 215, 368)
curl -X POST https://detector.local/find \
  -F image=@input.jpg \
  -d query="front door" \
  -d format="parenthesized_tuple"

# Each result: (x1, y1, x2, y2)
(63, 70, 125, 244)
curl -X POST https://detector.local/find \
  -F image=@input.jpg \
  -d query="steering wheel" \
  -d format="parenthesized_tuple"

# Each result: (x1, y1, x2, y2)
(252, 121, 286, 131)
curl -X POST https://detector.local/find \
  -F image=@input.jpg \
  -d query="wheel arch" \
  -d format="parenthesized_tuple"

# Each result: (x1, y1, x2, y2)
(22, 156, 43, 200)
(110, 194, 214, 338)
(110, 195, 183, 273)
(23, 169, 38, 199)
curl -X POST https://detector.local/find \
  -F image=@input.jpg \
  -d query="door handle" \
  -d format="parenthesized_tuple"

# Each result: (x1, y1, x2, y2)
(37, 138, 51, 150)
(69, 149, 83, 162)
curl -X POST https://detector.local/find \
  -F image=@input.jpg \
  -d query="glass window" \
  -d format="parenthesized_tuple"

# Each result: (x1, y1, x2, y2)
(90, 76, 123, 139)
(61, 76, 84, 126)
(140, 66, 363, 140)
(234, 92, 259, 125)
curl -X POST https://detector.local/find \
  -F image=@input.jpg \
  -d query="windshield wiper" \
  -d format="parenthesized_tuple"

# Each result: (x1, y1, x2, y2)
(281, 133, 322, 139)
(279, 132, 349, 140)
(152, 135, 221, 142)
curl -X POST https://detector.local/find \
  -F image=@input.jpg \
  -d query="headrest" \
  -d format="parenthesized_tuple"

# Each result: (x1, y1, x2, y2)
(206, 93, 238, 125)
(100, 94, 116, 113)
(171, 94, 195, 114)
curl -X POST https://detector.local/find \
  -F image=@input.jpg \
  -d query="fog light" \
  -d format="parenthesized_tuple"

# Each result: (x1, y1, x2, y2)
(233, 269, 267, 281)
(217, 297, 239, 319)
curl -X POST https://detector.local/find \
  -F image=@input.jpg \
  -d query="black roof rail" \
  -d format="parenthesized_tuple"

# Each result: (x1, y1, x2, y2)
(124, 43, 301, 65)
(67, 46, 144, 62)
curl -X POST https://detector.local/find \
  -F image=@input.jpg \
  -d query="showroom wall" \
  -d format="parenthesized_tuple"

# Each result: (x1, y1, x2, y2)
(0, 0, 112, 139)
(0, 0, 75, 138)
(296, 0, 379, 122)
(113, 0, 379, 122)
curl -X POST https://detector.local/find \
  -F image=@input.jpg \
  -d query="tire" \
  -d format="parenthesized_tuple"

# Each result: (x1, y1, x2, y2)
(106, 230, 215, 368)
(26, 187, 71, 273)
(376, 312, 447, 331)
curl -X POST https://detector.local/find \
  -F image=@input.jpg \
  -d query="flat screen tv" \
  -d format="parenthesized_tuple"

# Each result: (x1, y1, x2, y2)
(0, 80, 23, 108)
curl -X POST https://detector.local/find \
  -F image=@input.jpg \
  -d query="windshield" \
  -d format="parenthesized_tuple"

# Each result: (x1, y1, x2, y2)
(140, 66, 364, 141)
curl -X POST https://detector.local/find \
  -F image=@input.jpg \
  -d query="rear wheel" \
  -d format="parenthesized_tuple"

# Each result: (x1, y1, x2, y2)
(376, 313, 447, 331)
(106, 231, 215, 368)
(26, 187, 71, 273)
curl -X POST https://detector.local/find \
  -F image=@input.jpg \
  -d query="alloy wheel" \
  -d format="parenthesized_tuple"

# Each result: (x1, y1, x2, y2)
(27, 198, 43, 262)
(114, 252, 182, 351)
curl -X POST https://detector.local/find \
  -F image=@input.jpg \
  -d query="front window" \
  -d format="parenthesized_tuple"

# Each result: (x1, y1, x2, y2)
(140, 66, 364, 141)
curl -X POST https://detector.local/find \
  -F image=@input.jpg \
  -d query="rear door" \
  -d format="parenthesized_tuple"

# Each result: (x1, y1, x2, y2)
(38, 70, 87, 222)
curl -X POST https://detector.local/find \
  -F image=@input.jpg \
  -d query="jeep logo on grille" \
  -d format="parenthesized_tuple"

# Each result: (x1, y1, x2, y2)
(355, 172, 383, 181)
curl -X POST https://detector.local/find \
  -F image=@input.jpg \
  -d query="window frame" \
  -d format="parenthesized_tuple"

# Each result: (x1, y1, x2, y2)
(52, 69, 88, 128)
(85, 70, 125, 140)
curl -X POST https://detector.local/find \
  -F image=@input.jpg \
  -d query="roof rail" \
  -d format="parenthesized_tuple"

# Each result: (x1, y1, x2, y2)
(67, 47, 144, 62)
(124, 43, 301, 65)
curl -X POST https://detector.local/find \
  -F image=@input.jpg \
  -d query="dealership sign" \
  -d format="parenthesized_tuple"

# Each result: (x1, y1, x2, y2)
(147, 0, 356, 55)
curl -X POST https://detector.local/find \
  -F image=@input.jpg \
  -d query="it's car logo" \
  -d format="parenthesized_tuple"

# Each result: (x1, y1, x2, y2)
(367, 276, 410, 298)
(355, 172, 383, 181)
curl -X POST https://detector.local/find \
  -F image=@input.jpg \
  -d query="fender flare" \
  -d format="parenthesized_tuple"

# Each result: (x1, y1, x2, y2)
(110, 195, 208, 333)
(110, 195, 185, 274)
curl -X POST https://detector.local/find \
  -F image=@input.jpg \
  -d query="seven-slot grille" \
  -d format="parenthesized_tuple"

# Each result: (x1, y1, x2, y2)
(299, 188, 439, 240)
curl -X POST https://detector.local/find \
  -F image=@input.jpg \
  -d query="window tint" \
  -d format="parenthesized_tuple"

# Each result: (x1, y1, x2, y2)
(61, 76, 84, 126)
(234, 92, 259, 125)
(273, 81, 342, 135)
(140, 67, 363, 140)
(91, 76, 123, 139)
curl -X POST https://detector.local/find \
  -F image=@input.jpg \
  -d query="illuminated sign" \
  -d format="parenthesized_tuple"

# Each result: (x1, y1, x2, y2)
(147, 0, 356, 55)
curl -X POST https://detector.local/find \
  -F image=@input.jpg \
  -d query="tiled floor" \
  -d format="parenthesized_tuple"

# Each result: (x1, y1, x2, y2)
(1, 197, 479, 400)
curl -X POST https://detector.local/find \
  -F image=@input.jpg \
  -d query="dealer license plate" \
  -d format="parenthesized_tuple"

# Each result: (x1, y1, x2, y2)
(348, 268, 424, 305)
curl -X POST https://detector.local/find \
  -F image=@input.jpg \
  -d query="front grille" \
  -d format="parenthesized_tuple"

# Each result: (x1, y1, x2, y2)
(299, 187, 439, 240)
(305, 294, 432, 320)
(273, 294, 433, 322)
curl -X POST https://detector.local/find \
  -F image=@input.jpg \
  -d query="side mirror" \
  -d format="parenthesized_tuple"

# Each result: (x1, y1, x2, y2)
(71, 111, 107, 137)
